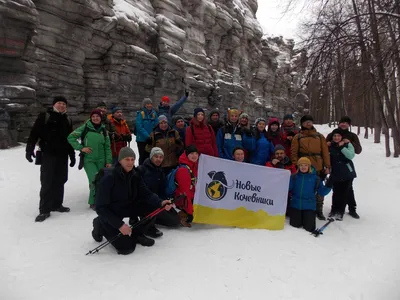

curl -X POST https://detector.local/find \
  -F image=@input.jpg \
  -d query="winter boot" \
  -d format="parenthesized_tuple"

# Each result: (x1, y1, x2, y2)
(35, 212, 50, 222)
(136, 234, 155, 247)
(145, 225, 163, 238)
(316, 195, 326, 220)
(52, 205, 70, 213)
(178, 210, 192, 228)
(91, 217, 103, 242)
(335, 213, 343, 221)
(349, 210, 360, 219)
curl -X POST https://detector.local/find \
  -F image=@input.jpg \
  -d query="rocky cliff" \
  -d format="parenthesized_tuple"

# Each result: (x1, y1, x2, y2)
(0, 0, 304, 148)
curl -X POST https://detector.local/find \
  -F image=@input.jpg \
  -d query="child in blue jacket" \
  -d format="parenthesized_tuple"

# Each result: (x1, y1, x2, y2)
(289, 157, 331, 232)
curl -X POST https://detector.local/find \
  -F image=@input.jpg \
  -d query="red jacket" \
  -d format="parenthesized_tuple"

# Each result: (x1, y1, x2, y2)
(265, 156, 296, 174)
(174, 152, 199, 215)
(185, 118, 218, 157)
(108, 115, 131, 157)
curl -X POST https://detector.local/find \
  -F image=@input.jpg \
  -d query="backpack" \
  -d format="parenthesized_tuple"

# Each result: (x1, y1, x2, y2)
(93, 167, 115, 203)
(165, 164, 195, 197)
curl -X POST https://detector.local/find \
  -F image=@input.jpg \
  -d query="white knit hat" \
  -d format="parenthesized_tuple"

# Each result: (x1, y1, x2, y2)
(150, 147, 164, 159)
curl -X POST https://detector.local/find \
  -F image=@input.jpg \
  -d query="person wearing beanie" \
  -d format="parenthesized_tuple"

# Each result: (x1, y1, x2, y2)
(288, 156, 332, 233)
(325, 115, 361, 219)
(239, 112, 249, 128)
(232, 146, 246, 162)
(68, 108, 113, 209)
(95, 101, 116, 140)
(174, 144, 200, 227)
(107, 107, 132, 164)
(291, 114, 330, 220)
(208, 109, 223, 137)
(280, 113, 300, 158)
(135, 97, 158, 165)
(25, 96, 76, 222)
(327, 129, 357, 221)
(185, 107, 218, 158)
(145, 113, 183, 175)
(250, 117, 274, 166)
(266, 117, 284, 147)
(91, 146, 174, 255)
(172, 115, 187, 147)
(158, 90, 189, 124)
(266, 144, 296, 173)
(216, 108, 255, 160)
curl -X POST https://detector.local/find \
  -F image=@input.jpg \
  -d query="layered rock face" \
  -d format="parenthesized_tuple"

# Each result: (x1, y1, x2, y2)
(0, 0, 303, 148)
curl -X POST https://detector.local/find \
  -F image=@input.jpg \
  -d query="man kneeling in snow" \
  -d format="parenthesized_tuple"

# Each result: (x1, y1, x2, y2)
(91, 147, 172, 255)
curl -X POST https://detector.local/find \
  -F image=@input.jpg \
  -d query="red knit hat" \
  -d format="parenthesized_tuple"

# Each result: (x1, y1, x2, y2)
(90, 109, 103, 118)
(161, 96, 170, 103)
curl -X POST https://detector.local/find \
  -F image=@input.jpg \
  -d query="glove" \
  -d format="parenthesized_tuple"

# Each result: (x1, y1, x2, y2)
(26, 151, 35, 163)
(185, 90, 189, 98)
(324, 176, 333, 188)
(69, 155, 76, 167)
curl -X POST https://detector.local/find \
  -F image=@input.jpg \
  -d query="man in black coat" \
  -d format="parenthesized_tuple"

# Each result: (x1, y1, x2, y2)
(326, 116, 362, 219)
(92, 147, 172, 255)
(137, 147, 181, 236)
(26, 96, 76, 222)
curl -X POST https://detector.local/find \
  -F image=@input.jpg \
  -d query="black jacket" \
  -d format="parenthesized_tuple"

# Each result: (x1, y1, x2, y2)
(26, 108, 74, 157)
(137, 158, 167, 199)
(329, 144, 357, 182)
(96, 164, 162, 230)
(326, 129, 362, 154)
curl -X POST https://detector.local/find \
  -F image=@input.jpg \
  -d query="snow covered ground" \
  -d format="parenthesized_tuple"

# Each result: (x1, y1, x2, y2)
(1, 125, 399, 300)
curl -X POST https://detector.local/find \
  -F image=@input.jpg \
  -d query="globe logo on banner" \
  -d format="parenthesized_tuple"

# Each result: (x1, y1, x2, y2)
(205, 171, 234, 201)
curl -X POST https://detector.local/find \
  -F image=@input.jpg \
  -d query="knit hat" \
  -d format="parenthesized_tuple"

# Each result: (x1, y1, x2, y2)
(150, 147, 164, 159)
(339, 116, 351, 125)
(143, 98, 152, 107)
(185, 144, 198, 156)
(53, 96, 68, 105)
(239, 112, 249, 120)
(158, 115, 168, 123)
(90, 109, 103, 118)
(283, 114, 294, 121)
(331, 128, 343, 137)
(194, 107, 205, 117)
(255, 117, 266, 125)
(97, 101, 106, 108)
(300, 115, 314, 124)
(161, 96, 170, 103)
(118, 147, 136, 161)
(297, 157, 311, 166)
(209, 109, 220, 117)
(274, 144, 286, 153)
(268, 117, 280, 127)
(112, 106, 122, 114)
(172, 115, 185, 125)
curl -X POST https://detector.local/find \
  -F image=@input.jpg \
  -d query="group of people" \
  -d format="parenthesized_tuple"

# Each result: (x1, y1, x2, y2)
(25, 95, 362, 255)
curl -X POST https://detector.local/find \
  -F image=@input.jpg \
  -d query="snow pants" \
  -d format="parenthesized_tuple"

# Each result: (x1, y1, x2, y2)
(155, 209, 181, 227)
(332, 180, 352, 215)
(290, 208, 316, 232)
(84, 160, 105, 205)
(347, 179, 357, 212)
(137, 141, 149, 165)
(39, 153, 68, 213)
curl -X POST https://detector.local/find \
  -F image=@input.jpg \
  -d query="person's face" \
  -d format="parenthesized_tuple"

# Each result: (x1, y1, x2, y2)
(176, 119, 185, 129)
(188, 152, 199, 162)
(284, 119, 293, 126)
(339, 122, 349, 130)
(275, 150, 286, 161)
(302, 120, 313, 129)
(196, 112, 205, 122)
(333, 133, 342, 143)
(97, 106, 107, 115)
(120, 157, 135, 172)
(211, 113, 219, 122)
(270, 124, 279, 132)
(91, 114, 102, 124)
(299, 164, 309, 173)
(151, 154, 164, 167)
(229, 113, 239, 123)
(113, 110, 123, 119)
(240, 118, 248, 125)
(145, 103, 153, 110)
(257, 121, 266, 131)
(161, 100, 169, 106)
(159, 120, 169, 131)
(233, 149, 245, 162)
(54, 101, 67, 113)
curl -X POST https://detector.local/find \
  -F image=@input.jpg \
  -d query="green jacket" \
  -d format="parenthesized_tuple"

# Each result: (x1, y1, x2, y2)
(68, 121, 112, 164)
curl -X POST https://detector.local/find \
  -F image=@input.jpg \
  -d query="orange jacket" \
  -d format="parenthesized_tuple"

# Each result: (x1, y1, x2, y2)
(107, 114, 131, 157)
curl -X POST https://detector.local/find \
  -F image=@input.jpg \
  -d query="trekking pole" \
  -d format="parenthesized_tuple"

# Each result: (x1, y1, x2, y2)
(85, 194, 185, 255)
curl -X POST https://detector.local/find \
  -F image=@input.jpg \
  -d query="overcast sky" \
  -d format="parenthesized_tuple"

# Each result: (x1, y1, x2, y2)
(256, 0, 308, 40)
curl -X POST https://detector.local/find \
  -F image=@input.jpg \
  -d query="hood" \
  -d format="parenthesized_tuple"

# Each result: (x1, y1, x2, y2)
(208, 109, 220, 120)
(178, 152, 198, 169)
(268, 117, 280, 128)
(85, 119, 105, 131)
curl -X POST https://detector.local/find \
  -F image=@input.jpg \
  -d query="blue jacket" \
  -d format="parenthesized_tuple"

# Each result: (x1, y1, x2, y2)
(216, 122, 254, 160)
(96, 164, 162, 230)
(158, 96, 188, 123)
(135, 108, 158, 142)
(250, 133, 275, 165)
(289, 170, 331, 211)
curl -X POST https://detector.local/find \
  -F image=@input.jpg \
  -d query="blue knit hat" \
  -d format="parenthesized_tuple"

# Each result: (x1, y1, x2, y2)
(112, 106, 122, 114)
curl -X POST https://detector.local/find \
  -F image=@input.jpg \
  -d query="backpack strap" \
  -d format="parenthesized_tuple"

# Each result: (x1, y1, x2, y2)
(297, 133, 323, 158)
(80, 124, 90, 146)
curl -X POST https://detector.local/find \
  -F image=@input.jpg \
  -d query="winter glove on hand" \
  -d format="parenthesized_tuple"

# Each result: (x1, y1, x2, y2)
(69, 155, 76, 167)
(325, 176, 333, 188)
(26, 151, 35, 163)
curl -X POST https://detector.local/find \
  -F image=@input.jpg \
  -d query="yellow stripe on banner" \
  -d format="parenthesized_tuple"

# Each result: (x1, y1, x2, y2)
(193, 205, 285, 230)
